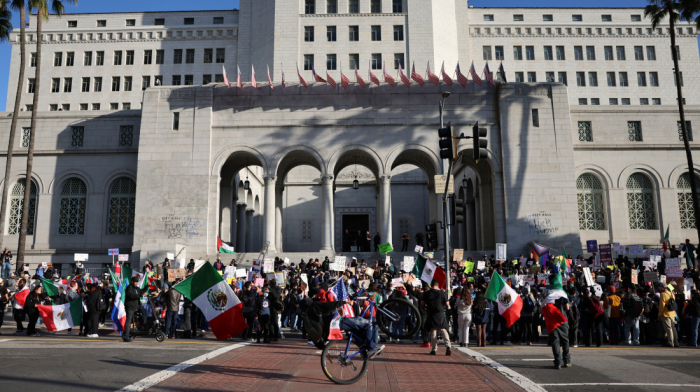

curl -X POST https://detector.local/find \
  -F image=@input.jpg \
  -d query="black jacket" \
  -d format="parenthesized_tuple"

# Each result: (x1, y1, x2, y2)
(124, 284, 146, 312)
(24, 293, 46, 317)
(86, 290, 102, 313)
(239, 289, 256, 310)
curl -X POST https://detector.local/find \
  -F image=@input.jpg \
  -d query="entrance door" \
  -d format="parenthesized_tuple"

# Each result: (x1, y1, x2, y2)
(341, 214, 369, 251)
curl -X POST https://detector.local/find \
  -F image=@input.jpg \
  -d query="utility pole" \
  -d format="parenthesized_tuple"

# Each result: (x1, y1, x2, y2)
(439, 92, 452, 297)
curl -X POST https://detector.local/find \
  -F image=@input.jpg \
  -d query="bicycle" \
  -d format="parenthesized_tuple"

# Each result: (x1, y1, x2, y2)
(321, 289, 422, 384)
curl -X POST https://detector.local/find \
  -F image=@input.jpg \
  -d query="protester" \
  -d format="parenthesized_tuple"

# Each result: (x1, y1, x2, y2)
(455, 287, 473, 347)
(164, 280, 182, 339)
(657, 282, 679, 347)
(422, 279, 451, 356)
(24, 284, 45, 337)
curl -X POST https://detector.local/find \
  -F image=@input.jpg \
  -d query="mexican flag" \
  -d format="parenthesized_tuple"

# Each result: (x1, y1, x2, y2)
(662, 224, 670, 252)
(41, 278, 67, 297)
(173, 262, 247, 339)
(485, 271, 522, 327)
(415, 256, 446, 289)
(541, 272, 568, 333)
(13, 286, 29, 309)
(37, 298, 82, 331)
(217, 237, 235, 254)
(109, 269, 127, 334)
(121, 265, 147, 290)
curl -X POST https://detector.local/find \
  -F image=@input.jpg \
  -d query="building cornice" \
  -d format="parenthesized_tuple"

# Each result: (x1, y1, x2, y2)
(299, 12, 407, 18)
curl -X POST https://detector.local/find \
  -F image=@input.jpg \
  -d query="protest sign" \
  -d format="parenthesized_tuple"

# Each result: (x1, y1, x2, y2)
(402, 256, 415, 272)
(684, 279, 695, 298)
(74, 253, 89, 262)
(651, 255, 662, 264)
(331, 256, 347, 272)
(613, 242, 622, 254)
(583, 268, 595, 286)
(512, 259, 519, 265)
(274, 272, 285, 286)
(348, 267, 356, 275)
(463, 261, 475, 274)
(592, 284, 603, 297)
(477, 261, 486, 271)
(118, 254, 129, 262)
(596, 275, 606, 283)
(666, 258, 683, 278)
(391, 277, 404, 287)
(284, 258, 290, 265)
(236, 268, 247, 278)
(222, 266, 236, 281)
(453, 249, 464, 262)
(254, 278, 264, 287)
(168, 268, 186, 282)
(660, 275, 667, 284)
(378, 242, 393, 254)
(537, 274, 548, 285)
(402, 273, 416, 286)
(263, 259, 275, 273)
(252, 259, 262, 274)
(594, 255, 601, 268)
(643, 248, 651, 258)
(643, 271, 658, 284)
(41, 262, 47, 268)
(300, 273, 308, 285)
(631, 269, 638, 284)
(529, 266, 541, 274)
(643, 260, 658, 270)
(586, 240, 598, 253)
(523, 275, 535, 285)
(108, 248, 119, 255)
(496, 243, 507, 261)
(365, 267, 374, 276)
(628, 245, 644, 256)
(358, 279, 370, 289)
(414, 245, 423, 253)
(599, 244, 612, 263)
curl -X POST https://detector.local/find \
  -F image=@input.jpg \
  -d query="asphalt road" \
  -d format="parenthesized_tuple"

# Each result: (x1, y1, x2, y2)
(472, 345, 700, 392)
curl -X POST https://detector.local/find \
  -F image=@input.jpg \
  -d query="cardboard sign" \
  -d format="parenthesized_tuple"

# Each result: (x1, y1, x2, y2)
(263, 259, 275, 273)
(365, 267, 374, 276)
(666, 258, 683, 277)
(583, 267, 595, 286)
(643, 271, 658, 284)
(496, 243, 507, 261)
(108, 248, 119, 256)
(453, 249, 464, 262)
(378, 242, 393, 254)
(630, 269, 638, 284)
(414, 245, 423, 253)
(74, 253, 89, 262)
(529, 266, 541, 274)
(586, 240, 598, 253)
(402, 256, 415, 272)
(348, 267, 356, 275)
(168, 268, 186, 282)
(331, 256, 347, 272)
(628, 245, 644, 257)
(477, 261, 486, 271)
(118, 254, 129, 262)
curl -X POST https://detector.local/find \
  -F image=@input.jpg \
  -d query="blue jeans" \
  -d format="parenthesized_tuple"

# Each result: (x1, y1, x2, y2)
(624, 317, 640, 345)
(691, 317, 700, 346)
(340, 317, 375, 351)
(165, 311, 178, 337)
(2, 262, 10, 279)
(391, 313, 406, 341)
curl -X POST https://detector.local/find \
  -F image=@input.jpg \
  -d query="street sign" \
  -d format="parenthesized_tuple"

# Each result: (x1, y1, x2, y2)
(434, 175, 454, 194)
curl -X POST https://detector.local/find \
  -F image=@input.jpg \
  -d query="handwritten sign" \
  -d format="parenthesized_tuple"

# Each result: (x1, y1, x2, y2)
(365, 267, 374, 276)
(599, 244, 612, 263)
(378, 242, 393, 254)
(263, 259, 275, 273)
(402, 256, 415, 272)
(108, 248, 119, 256)
(496, 243, 507, 261)
(252, 259, 262, 274)
(477, 261, 486, 271)
(168, 268, 186, 282)
(74, 253, 89, 262)
(631, 269, 638, 284)
(284, 257, 290, 265)
(414, 245, 423, 253)
(592, 284, 603, 297)
(666, 258, 683, 277)
(254, 278, 264, 287)
(643, 260, 658, 270)
(453, 249, 464, 262)
(331, 256, 347, 272)
(391, 277, 404, 287)
(236, 268, 247, 278)
(628, 245, 644, 257)
(523, 275, 535, 285)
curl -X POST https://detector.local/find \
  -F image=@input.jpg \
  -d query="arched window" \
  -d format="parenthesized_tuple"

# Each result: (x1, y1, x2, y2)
(626, 173, 656, 230)
(8, 179, 37, 235)
(576, 173, 606, 230)
(677, 172, 700, 229)
(108, 177, 136, 234)
(58, 178, 87, 235)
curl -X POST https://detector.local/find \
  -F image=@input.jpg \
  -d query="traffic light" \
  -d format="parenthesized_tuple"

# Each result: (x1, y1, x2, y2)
(438, 124, 454, 160)
(472, 121, 488, 163)
(425, 223, 439, 250)
(453, 198, 464, 224)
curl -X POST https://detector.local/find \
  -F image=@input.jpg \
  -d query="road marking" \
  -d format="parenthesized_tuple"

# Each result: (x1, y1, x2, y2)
(521, 359, 552, 361)
(458, 347, 547, 392)
(474, 346, 698, 352)
(116, 342, 249, 392)
(539, 384, 700, 388)
(0, 339, 13, 342)
(7, 337, 229, 345)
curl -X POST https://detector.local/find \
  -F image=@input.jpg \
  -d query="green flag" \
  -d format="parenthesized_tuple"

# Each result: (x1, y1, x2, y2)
(562, 247, 568, 260)
(547, 271, 563, 290)
(41, 278, 66, 297)
(412, 254, 427, 277)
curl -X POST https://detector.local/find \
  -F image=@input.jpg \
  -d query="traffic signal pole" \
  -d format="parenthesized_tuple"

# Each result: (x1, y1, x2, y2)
(439, 95, 452, 298)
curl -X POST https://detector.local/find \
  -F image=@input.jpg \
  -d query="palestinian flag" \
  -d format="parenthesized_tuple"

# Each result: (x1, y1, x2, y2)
(173, 262, 247, 339)
(109, 269, 127, 334)
(217, 237, 235, 254)
(41, 278, 67, 297)
(541, 272, 568, 333)
(485, 271, 522, 327)
(37, 298, 82, 331)
(662, 224, 670, 252)
(13, 286, 29, 309)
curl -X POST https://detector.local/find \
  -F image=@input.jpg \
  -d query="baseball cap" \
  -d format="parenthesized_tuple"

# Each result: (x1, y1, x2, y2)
(657, 282, 668, 288)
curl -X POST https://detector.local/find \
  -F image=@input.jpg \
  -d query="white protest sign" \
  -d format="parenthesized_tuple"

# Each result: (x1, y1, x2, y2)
(523, 275, 535, 285)
(414, 245, 423, 253)
(300, 273, 308, 285)
(236, 268, 247, 278)
(613, 242, 622, 254)
(496, 243, 507, 261)
(166, 253, 175, 260)
(652, 248, 665, 256)
(684, 279, 695, 298)
(74, 253, 89, 262)
(391, 277, 404, 287)
(263, 258, 275, 273)
(592, 284, 603, 297)
(666, 258, 683, 277)
(274, 272, 285, 286)
(582, 267, 594, 286)
(284, 257, 290, 265)
(223, 266, 236, 281)
(402, 256, 415, 272)
(628, 245, 644, 256)
(477, 260, 486, 271)
(331, 256, 347, 272)
(643, 260, 658, 270)
(386, 255, 391, 265)
(251, 259, 262, 274)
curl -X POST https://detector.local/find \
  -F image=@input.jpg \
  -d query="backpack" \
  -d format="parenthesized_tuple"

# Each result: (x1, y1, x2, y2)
(666, 295, 677, 312)
(626, 295, 644, 318)
(522, 296, 535, 313)
(589, 297, 604, 316)
(97, 293, 107, 312)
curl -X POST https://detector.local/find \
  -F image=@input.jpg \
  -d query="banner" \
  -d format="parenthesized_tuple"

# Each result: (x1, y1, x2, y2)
(586, 240, 598, 253)
(496, 243, 507, 261)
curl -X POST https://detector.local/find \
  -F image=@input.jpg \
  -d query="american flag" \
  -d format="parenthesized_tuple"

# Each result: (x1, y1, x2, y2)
(470, 61, 482, 86)
(340, 66, 350, 89)
(281, 63, 286, 87)
(236, 65, 242, 89)
(484, 62, 495, 87)
(498, 62, 507, 83)
(296, 65, 307, 88)
(331, 279, 355, 317)
(455, 62, 468, 88)
(327, 70, 337, 88)
(411, 62, 424, 86)
(426, 62, 439, 86)
(441, 62, 453, 86)
(251, 65, 257, 89)
(398, 63, 411, 87)
(355, 65, 366, 88)
(371, 62, 382, 86)
(222, 65, 232, 88)
(312, 65, 326, 83)
(267, 64, 273, 89)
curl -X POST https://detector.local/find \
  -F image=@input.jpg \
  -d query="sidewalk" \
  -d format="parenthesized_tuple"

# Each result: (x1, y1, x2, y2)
(146, 336, 524, 392)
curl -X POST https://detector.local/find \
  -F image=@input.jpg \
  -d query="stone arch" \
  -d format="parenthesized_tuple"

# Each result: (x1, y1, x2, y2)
(668, 164, 700, 190)
(49, 170, 95, 195)
(2, 171, 45, 195)
(271, 145, 325, 187)
(617, 164, 664, 189)
(211, 144, 268, 178)
(102, 170, 137, 196)
(575, 164, 614, 191)
(385, 144, 441, 187)
(327, 144, 384, 179)
(456, 144, 502, 174)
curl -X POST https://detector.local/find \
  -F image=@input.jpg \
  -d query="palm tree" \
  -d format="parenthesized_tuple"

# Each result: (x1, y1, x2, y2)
(16, 0, 75, 266)
(0, 0, 27, 251)
(645, 0, 700, 244)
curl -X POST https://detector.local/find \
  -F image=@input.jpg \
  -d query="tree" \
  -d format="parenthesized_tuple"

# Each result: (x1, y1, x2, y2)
(16, 0, 76, 267)
(0, 0, 27, 252)
(645, 0, 700, 244)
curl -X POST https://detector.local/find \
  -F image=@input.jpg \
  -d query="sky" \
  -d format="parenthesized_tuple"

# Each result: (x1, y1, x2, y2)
(0, 0, 689, 110)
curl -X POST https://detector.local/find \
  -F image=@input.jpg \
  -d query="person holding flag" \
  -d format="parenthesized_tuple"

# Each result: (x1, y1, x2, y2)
(541, 272, 571, 369)
(122, 276, 148, 342)
(11, 278, 28, 334)
(485, 270, 522, 344)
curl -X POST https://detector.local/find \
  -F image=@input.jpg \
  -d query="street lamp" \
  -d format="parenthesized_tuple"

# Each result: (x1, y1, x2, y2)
(352, 156, 359, 189)
(462, 174, 468, 189)
(243, 159, 250, 191)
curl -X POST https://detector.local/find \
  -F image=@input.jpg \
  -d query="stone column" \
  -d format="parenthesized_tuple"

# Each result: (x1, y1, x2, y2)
(379, 175, 392, 249)
(219, 185, 233, 242)
(245, 209, 254, 252)
(263, 176, 277, 253)
(275, 186, 284, 252)
(236, 203, 247, 253)
(230, 197, 238, 246)
(321, 175, 334, 251)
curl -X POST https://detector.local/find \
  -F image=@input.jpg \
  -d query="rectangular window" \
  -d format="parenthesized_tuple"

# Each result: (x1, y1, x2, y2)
(631, 15, 642, 22)
(327, 0, 337, 13)
(609, 98, 618, 105)
(578, 121, 593, 141)
(184, 17, 194, 25)
(204, 48, 213, 63)
(119, 125, 134, 146)
(649, 72, 659, 86)
(64, 78, 73, 93)
(349, 26, 359, 41)
(155, 18, 165, 26)
(543, 14, 553, 21)
(588, 72, 598, 86)
(640, 98, 649, 105)
(371, 0, 380, 13)
(637, 72, 647, 86)
(586, 46, 595, 60)
(94, 77, 102, 92)
(349, 54, 360, 70)
(606, 72, 616, 86)
(546, 72, 555, 82)
(49, 104, 58, 111)
(483, 46, 492, 61)
(184, 75, 193, 86)
(172, 75, 181, 85)
(124, 76, 132, 91)
(515, 72, 524, 83)
(27, 78, 35, 93)
(144, 50, 152, 65)
(604, 46, 613, 60)
(393, 25, 403, 41)
(66, 52, 74, 66)
(532, 109, 539, 127)
(495, 46, 504, 60)
(371, 25, 381, 41)
(304, 54, 313, 70)
(30, 52, 36, 67)
(327, 26, 337, 41)
(51, 78, 60, 93)
(394, 53, 404, 70)
(214, 74, 223, 83)
(154, 75, 163, 86)
(556, 46, 565, 60)
(95, 51, 104, 66)
(646, 46, 656, 60)
(579, 98, 588, 105)
(392, 0, 402, 13)
(484, 14, 494, 21)
(173, 112, 179, 130)
(216, 48, 225, 63)
(558, 72, 567, 85)
(173, 49, 182, 64)
(602, 15, 612, 22)
(156, 50, 164, 64)
(112, 76, 120, 91)
(326, 54, 337, 70)
(54, 52, 62, 66)
(513, 46, 522, 60)
(91, 103, 100, 110)
(71, 127, 84, 147)
(126, 19, 135, 26)
(634, 46, 644, 60)
(678, 121, 693, 141)
(371, 54, 382, 70)
(186, 49, 195, 63)
(81, 77, 90, 92)
(591, 98, 600, 105)
(97, 20, 106, 27)
(544, 46, 553, 60)
(576, 72, 586, 86)
(305, 0, 315, 14)
(574, 46, 583, 60)
(628, 121, 642, 141)
(527, 71, 536, 82)
(514, 14, 524, 21)
(674, 72, 684, 86)
(202, 74, 211, 85)
(572, 14, 582, 21)
(622, 98, 631, 105)
(304, 26, 314, 42)
(213, 17, 224, 24)
(619, 72, 628, 86)
(142, 76, 150, 90)
(83, 51, 92, 66)
(114, 50, 122, 65)
(79, 103, 88, 111)
(349, 0, 359, 13)
(526, 46, 535, 60)
(122, 103, 130, 110)
(125, 50, 134, 65)
(616, 46, 626, 60)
